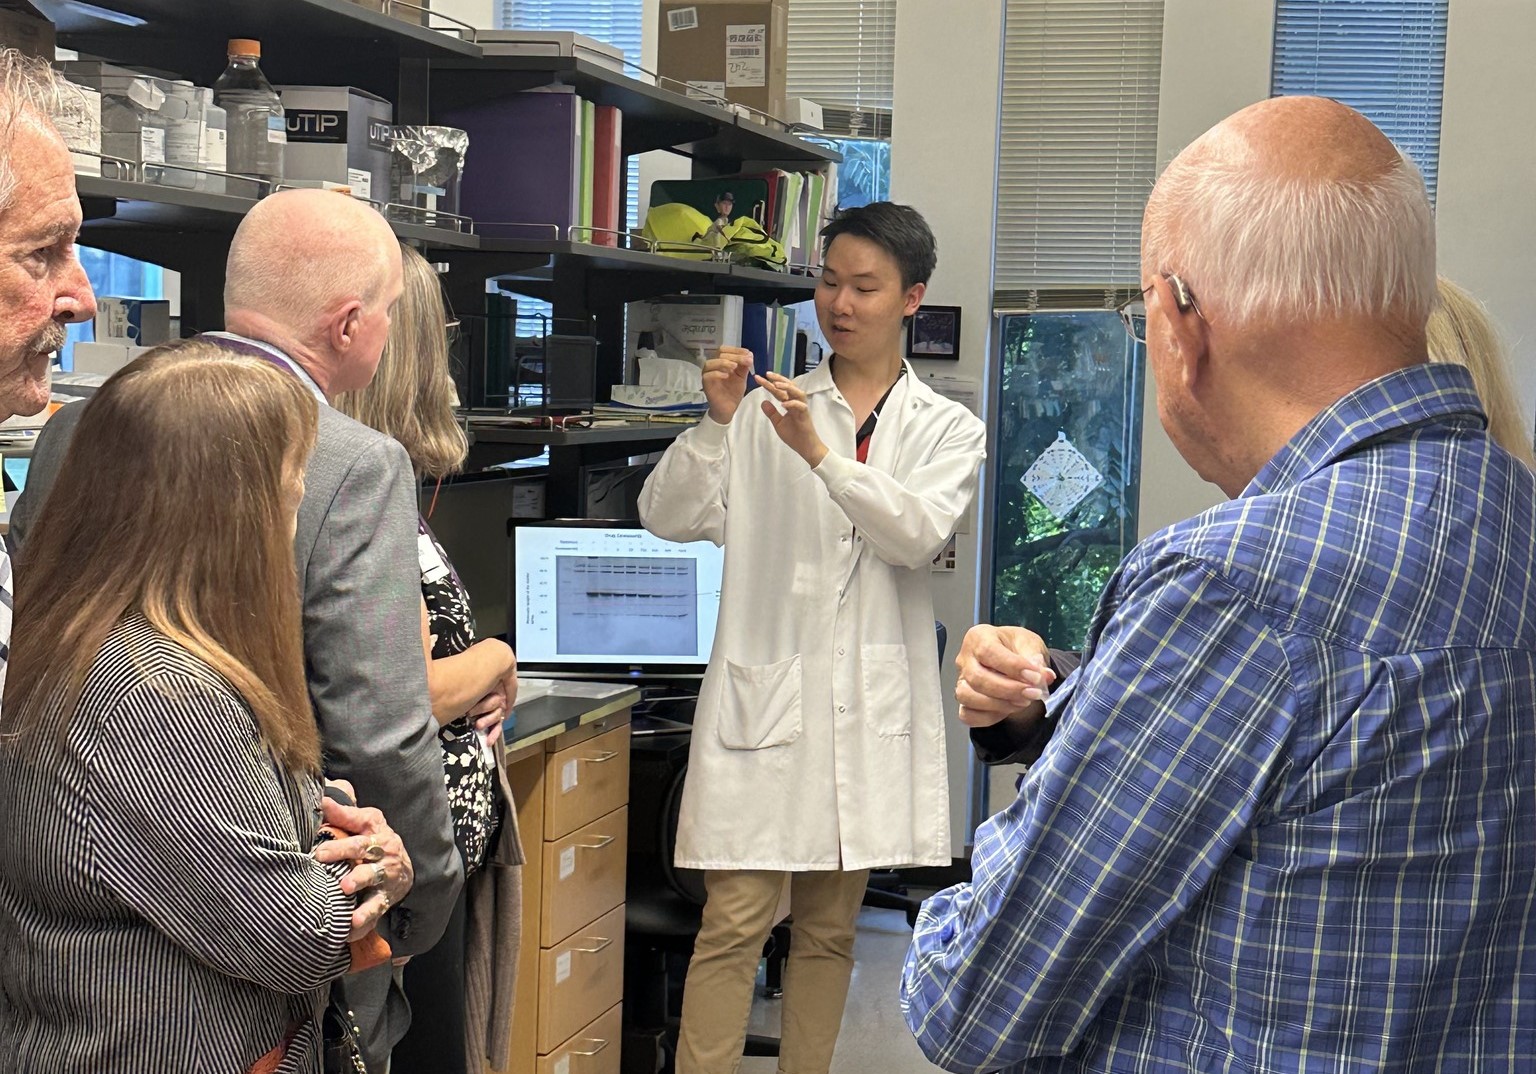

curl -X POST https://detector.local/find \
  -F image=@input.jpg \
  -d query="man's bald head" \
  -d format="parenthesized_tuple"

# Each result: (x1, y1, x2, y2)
(225, 189, 399, 335)
(1143, 96, 1435, 331)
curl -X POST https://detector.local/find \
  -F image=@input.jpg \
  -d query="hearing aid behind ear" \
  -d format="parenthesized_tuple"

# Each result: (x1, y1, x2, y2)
(1167, 273, 1194, 313)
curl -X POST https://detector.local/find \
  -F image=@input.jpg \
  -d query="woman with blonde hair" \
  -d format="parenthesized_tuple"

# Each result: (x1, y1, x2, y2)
(336, 243, 521, 1074)
(0, 342, 413, 1073)
(1427, 277, 1536, 468)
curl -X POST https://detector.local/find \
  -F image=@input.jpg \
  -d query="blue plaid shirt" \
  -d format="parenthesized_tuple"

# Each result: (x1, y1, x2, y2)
(903, 362, 1536, 1072)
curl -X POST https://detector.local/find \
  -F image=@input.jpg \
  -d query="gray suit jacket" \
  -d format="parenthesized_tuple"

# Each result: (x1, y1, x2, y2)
(13, 392, 462, 1065)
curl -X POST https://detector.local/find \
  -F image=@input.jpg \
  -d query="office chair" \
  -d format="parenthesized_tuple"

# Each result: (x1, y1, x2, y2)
(623, 725, 790, 1074)
(861, 621, 948, 928)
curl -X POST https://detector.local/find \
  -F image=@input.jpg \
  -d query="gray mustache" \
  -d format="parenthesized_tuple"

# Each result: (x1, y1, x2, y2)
(28, 322, 67, 356)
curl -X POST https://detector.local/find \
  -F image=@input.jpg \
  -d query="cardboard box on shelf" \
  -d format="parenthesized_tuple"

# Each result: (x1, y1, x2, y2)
(0, 2, 55, 61)
(276, 86, 393, 203)
(657, 0, 788, 122)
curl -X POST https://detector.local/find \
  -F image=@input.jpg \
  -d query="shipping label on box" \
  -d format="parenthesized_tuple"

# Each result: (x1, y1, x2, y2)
(277, 86, 393, 202)
(725, 24, 766, 88)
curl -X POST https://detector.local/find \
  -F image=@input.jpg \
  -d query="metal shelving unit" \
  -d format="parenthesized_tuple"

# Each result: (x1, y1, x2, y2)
(42, 0, 837, 508)
(430, 54, 838, 171)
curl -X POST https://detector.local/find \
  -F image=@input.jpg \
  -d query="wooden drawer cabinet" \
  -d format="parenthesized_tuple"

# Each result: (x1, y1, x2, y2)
(541, 807, 628, 946)
(545, 724, 631, 840)
(537, 904, 625, 1052)
(536, 1003, 622, 1074)
(497, 706, 633, 1074)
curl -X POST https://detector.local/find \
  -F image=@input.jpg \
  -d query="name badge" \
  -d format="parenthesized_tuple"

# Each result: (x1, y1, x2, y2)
(418, 531, 450, 585)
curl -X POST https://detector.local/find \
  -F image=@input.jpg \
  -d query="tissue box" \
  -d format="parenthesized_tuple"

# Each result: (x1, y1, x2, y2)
(72, 341, 150, 377)
(277, 86, 394, 203)
(94, 298, 171, 347)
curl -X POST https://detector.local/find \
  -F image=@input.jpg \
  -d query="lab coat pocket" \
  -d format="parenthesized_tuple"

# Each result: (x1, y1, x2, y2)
(861, 644, 913, 737)
(716, 654, 804, 750)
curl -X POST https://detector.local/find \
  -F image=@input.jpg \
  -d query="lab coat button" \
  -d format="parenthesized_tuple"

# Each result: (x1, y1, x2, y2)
(837, 647, 845, 656)
(837, 704, 846, 714)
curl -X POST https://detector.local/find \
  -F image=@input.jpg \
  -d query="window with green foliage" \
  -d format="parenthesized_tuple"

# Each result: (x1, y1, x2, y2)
(990, 311, 1144, 649)
(804, 136, 889, 210)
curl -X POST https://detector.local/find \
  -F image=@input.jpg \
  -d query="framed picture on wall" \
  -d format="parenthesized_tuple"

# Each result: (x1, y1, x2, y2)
(906, 304, 963, 359)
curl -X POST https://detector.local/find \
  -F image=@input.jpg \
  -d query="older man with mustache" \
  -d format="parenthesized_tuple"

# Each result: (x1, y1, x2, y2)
(0, 49, 98, 685)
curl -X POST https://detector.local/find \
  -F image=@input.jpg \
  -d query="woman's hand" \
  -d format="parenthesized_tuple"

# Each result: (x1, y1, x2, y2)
(314, 796, 415, 941)
(468, 687, 507, 747)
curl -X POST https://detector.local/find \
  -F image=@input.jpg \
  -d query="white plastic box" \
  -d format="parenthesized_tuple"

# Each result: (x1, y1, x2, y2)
(277, 85, 393, 203)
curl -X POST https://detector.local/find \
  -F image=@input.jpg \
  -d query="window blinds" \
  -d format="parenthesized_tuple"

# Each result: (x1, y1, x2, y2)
(994, 0, 1166, 302)
(1271, 0, 1448, 202)
(786, 0, 896, 137)
(496, 0, 644, 60)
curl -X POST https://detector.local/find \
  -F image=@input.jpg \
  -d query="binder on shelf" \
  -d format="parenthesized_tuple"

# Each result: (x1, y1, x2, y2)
(591, 105, 623, 246)
(578, 98, 595, 237)
(443, 89, 582, 240)
(742, 302, 772, 379)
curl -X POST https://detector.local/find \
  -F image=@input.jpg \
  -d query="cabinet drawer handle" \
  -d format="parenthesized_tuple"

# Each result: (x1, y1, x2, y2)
(574, 835, 615, 850)
(569, 1037, 610, 1057)
(569, 935, 614, 954)
(582, 750, 619, 763)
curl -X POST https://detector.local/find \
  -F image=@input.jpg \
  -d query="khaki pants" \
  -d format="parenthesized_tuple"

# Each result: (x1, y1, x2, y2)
(678, 868, 871, 1074)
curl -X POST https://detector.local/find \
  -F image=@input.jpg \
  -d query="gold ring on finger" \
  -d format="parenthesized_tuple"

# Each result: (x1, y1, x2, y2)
(362, 839, 385, 863)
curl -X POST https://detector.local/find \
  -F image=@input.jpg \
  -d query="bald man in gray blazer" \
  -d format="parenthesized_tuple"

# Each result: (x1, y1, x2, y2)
(13, 191, 461, 1071)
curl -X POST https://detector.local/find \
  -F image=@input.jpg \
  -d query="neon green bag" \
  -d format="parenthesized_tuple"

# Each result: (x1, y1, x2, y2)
(640, 201, 718, 259)
(723, 217, 788, 271)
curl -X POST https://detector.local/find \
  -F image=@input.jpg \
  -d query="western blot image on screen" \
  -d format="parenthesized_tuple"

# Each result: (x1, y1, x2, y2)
(555, 556, 700, 657)
(512, 520, 724, 674)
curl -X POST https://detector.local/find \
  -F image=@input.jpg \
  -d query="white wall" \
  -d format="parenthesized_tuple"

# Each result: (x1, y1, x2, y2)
(1436, 0, 1536, 433)
(889, 0, 1005, 857)
(1137, 0, 1274, 538)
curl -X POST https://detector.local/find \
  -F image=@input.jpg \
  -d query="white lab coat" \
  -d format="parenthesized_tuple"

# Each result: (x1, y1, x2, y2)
(639, 361, 987, 870)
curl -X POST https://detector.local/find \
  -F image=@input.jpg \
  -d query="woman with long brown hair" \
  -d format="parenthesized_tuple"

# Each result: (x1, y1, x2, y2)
(0, 342, 412, 1073)
(335, 243, 521, 1074)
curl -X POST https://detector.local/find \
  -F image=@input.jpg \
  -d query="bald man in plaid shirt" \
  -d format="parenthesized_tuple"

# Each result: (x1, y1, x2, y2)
(904, 97, 1536, 1073)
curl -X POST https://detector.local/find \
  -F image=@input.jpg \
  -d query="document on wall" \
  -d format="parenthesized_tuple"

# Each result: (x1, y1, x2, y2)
(922, 373, 982, 415)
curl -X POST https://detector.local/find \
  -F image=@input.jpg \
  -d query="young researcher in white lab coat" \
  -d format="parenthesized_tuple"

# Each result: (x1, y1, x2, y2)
(639, 202, 987, 1074)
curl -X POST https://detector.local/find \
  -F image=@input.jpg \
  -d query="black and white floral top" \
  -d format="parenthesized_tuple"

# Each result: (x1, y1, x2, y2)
(418, 516, 499, 876)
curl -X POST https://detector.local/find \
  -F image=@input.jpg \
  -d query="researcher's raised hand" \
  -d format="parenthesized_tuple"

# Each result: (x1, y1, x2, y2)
(702, 346, 755, 425)
(756, 372, 828, 468)
(955, 624, 1055, 728)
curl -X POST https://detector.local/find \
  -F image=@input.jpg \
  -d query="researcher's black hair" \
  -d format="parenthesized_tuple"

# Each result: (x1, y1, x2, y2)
(819, 201, 937, 291)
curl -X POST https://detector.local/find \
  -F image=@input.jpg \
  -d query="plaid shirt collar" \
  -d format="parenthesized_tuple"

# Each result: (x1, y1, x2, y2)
(1246, 361, 1487, 498)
